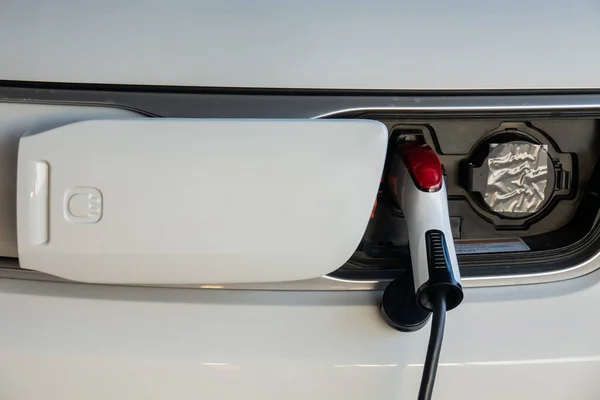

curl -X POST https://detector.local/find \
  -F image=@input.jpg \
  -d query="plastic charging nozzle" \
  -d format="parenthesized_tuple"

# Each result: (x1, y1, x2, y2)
(381, 142, 464, 400)
(388, 142, 463, 311)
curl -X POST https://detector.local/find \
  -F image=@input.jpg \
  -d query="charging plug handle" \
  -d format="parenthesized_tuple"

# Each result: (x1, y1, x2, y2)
(416, 230, 463, 311)
(382, 142, 464, 400)
(389, 143, 464, 311)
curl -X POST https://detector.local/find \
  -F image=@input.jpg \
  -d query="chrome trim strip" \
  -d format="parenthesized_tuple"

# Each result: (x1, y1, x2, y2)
(180, 248, 600, 288)
(0, 267, 387, 291)
(312, 101, 600, 119)
(2, 252, 600, 291)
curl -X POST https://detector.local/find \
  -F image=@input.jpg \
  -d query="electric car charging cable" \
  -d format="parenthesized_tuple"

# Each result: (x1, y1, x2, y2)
(419, 291, 447, 400)
(380, 142, 464, 400)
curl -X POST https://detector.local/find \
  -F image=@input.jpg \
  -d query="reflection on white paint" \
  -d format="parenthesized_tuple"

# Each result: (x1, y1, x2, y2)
(408, 355, 600, 368)
(323, 276, 379, 284)
(201, 362, 229, 366)
(334, 364, 398, 368)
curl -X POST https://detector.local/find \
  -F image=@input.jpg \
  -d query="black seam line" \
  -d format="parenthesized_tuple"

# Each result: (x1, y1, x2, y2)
(3, 80, 600, 97)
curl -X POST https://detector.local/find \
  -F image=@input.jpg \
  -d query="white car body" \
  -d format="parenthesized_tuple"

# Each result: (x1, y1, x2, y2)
(1, 1, 600, 399)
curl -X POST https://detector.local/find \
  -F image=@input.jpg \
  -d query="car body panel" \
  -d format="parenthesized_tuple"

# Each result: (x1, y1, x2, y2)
(1, 0, 600, 90)
(1, 270, 599, 399)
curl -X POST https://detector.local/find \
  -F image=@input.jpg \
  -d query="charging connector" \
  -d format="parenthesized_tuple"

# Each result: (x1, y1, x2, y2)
(380, 142, 464, 400)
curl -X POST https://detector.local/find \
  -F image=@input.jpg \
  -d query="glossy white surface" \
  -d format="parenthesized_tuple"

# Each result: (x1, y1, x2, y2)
(0, 104, 142, 258)
(1, 0, 600, 90)
(17, 119, 387, 284)
(1, 269, 600, 399)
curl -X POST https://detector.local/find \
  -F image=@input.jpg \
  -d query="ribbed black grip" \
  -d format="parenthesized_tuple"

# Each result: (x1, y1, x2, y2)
(415, 230, 464, 311)
(426, 231, 449, 270)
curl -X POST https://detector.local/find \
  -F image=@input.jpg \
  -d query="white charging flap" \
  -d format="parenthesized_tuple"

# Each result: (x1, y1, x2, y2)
(17, 119, 387, 284)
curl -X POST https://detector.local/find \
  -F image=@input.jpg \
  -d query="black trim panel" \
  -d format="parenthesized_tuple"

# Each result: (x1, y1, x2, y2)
(4, 81, 600, 119)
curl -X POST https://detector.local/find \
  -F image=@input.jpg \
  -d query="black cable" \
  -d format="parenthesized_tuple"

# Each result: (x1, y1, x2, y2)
(417, 293, 447, 400)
